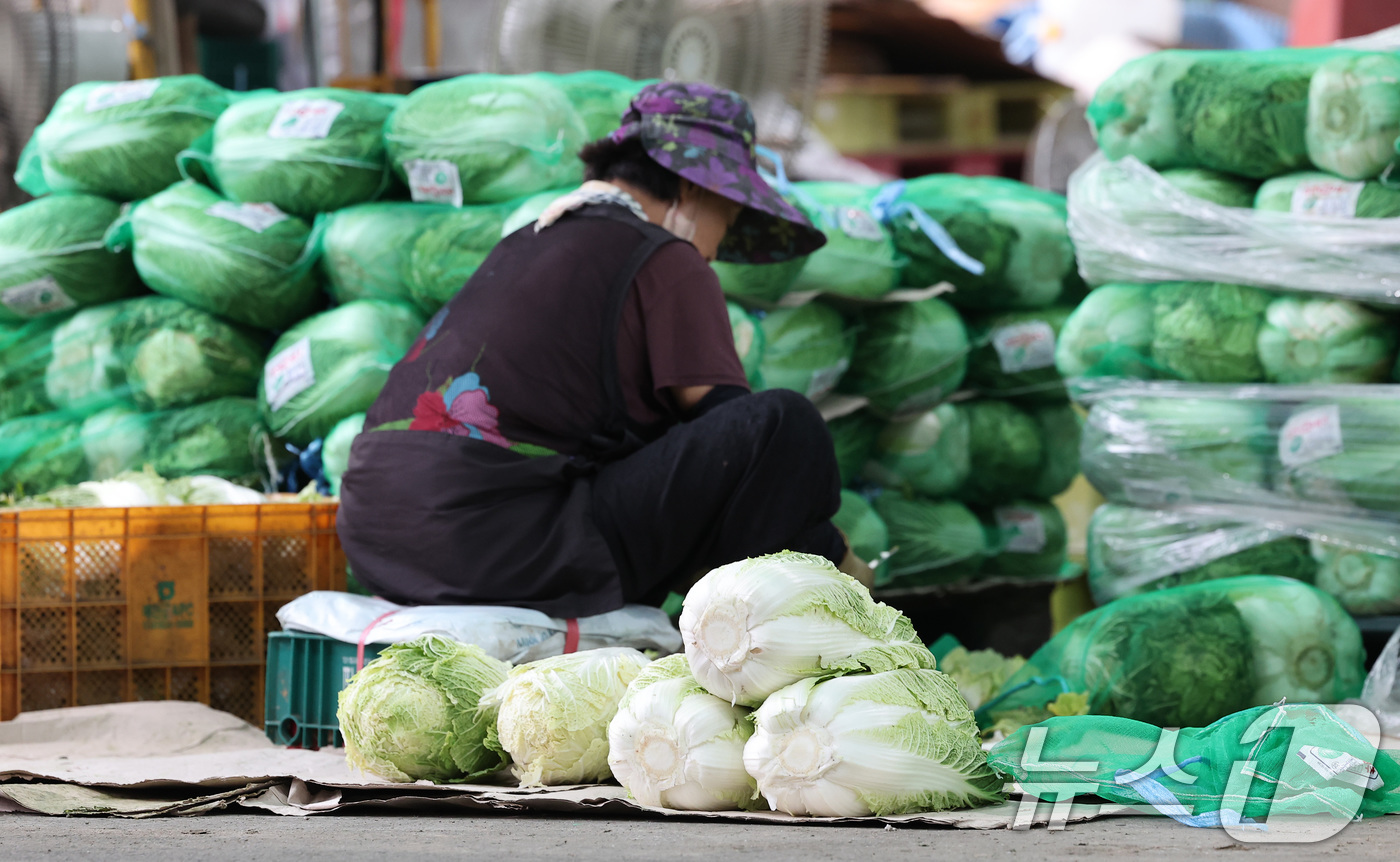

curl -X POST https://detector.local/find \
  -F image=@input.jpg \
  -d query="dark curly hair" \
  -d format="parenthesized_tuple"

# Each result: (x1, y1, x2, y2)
(578, 136, 682, 203)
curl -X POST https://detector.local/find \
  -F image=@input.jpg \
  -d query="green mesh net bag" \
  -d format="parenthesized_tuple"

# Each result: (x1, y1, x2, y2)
(865, 402, 971, 499)
(982, 500, 1068, 579)
(882, 176, 1075, 310)
(1159, 168, 1259, 207)
(1088, 49, 1345, 178)
(1307, 51, 1400, 180)
(786, 182, 902, 299)
(1254, 171, 1400, 218)
(713, 258, 809, 305)
(0, 194, 140, 324)
(1086, 504, 1318, 604)
(404, 203, 512, 313)
(322, 411, 365, 496)
(318, 202, 456, 305)
(839, 297, 968, 417)
(111, 181, 322, 331)
(990, 703, 1400, 826)
(196, 88, 401, 218)
(259, 300, 426, 447)
(872, 494, 988, 589)
(79, 397, 267, 485)
(1256, 295, 1396, 384)
(43, 296, 265, 413)
(832, 489, 890, 566)
(726, 301, 766, 388)
(1029, 403, 1082, 501)
(825, 409, 882, 486)
(15, 75, 230, 201)
(0, 409, 94, 495)
(530, 71, 646, 142)
(385, 74, 588, 205)
(756, 303, 853, 401)
(958, 400, 1044, 506)
(965, 307, 1072, 403)
(1081, 393, 1269, 507)
(0, 315, 68, 422)
(979, 576, 1365, 734)
(1054, 284, 1158, 380)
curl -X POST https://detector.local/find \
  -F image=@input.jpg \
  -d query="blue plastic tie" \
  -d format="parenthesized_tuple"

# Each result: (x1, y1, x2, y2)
(870, 181, 985, 276)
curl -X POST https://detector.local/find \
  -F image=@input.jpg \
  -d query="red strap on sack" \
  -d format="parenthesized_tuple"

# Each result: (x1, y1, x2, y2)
(357, 610, 400, 672)
(564, 618, 580, 654)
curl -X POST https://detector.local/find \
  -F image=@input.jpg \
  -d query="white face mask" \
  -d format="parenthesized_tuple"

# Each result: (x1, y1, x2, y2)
(661, 199, 699, 242)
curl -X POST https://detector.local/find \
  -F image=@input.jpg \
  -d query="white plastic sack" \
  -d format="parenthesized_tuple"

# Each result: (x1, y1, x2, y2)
(275, 591, 682, 664)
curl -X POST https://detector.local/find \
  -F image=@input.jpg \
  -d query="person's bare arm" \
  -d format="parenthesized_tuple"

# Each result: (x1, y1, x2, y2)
(671, 385, 715, 413)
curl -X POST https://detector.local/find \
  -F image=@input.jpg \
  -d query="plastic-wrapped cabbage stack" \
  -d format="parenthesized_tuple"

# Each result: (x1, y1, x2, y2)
(980, 576, 1365, 734)
(15, 75, 230, 201)
(885, 175, 1075, 310)
(202, 88, 400, 217)
(114, 181, 322, 331)
(259, 300, 426, 446)
(964, 307, 1072, 402)
(1089, 49, 1335, 178)
(839, 297, 968, 417)
(756, 303, 853, 401)
(1306, 51, 1400, 180)
(1273, 398, 1400, 516)
(385, 74, 588, 205)
(872, 494, 988, 588)
(788, 182, 901, 299)
(404, 203, 512, 313)
(319, 203, 455, 305)
(0, 194, 140, 324)
(1255, 172, 1400, 218)
(1081, 392, 1269, 507)
(1086, 504, 1316, 603)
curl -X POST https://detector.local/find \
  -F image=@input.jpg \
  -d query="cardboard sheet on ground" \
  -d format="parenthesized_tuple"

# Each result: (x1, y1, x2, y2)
(0, 701, 1128, 826)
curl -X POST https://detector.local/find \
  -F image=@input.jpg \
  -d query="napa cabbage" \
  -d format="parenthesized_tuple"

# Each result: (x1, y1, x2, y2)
(872, 495, 988, 587)
(756, 303, 853, 401)
(322, 412, 365, 496)
(866, 403, 971, 499)
(1053, 283, 1157, 380)
(831, 490, 890, 566)
(1311, 538, 1400, 616)
(1306, 51, 1400, 180)
(0, 194, 139, 323)
(1257, 296, 1396, 384)
(965, 307, 1071, 402)
(726, 301, 766, 388)
(319, 202, 454, 305)
(404, 203, 512, 313)
(839, 297, 968, 417)
(825, 410, 882, 486)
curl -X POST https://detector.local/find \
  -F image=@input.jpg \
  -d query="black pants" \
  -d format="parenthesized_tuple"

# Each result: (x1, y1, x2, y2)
(591, 389, 846, 605)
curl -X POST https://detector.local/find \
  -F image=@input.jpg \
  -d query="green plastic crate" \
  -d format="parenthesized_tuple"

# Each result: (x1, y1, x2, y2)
(264, 631, 385, 749)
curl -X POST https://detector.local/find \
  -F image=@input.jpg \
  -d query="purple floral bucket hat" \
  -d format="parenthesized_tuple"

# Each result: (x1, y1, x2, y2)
(609, 81, 826, 265)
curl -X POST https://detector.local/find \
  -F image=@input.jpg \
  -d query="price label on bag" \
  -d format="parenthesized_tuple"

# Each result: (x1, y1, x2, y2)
(1279, 404, 1343, 468)
(205, 201, 290, 234)
(406, 159, 463, 207)
(267, 98, 346, 139)
(835, 207, 884, 241)
(0, 276, 76, 317)
(1291, 180, 1364, 218)
(991, 320, 1057, 373)
(85, 79, 161, 112)
(996, 507, 1046, 554)
(265, 338, 316, 412)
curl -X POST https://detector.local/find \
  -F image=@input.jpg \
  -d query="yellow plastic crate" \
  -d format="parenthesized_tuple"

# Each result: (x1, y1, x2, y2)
(0, 503, 345, 725)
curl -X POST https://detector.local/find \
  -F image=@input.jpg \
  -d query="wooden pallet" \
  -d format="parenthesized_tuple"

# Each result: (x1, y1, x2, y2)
(813, 75, 1069, 155)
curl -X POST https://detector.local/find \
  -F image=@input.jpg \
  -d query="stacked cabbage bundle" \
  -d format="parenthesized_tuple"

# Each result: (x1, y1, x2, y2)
(2, 71, 653, 499)
(1061, 46, 1400, 619)
(338, 552, 1006, 818)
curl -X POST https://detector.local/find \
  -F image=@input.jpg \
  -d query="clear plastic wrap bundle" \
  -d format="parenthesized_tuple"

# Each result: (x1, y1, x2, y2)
(318, 202, 455, 305)
(1056, 281, 1398, 385)
(1086, 501, 1400, 614)
(198, 88, 401, 218)
(111, 181, 323, 331)
(15, 75, 230, 201)
(980, 576, 1365, 734)
(384, 74, 588, 205)
(0, 194, 140, 324)
(1067, 154, 1400, 302)
(1079, 381, 1400, 520)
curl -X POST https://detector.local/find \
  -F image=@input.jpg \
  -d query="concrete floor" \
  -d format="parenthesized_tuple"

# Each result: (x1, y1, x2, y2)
(2, 812, 1399, 861)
